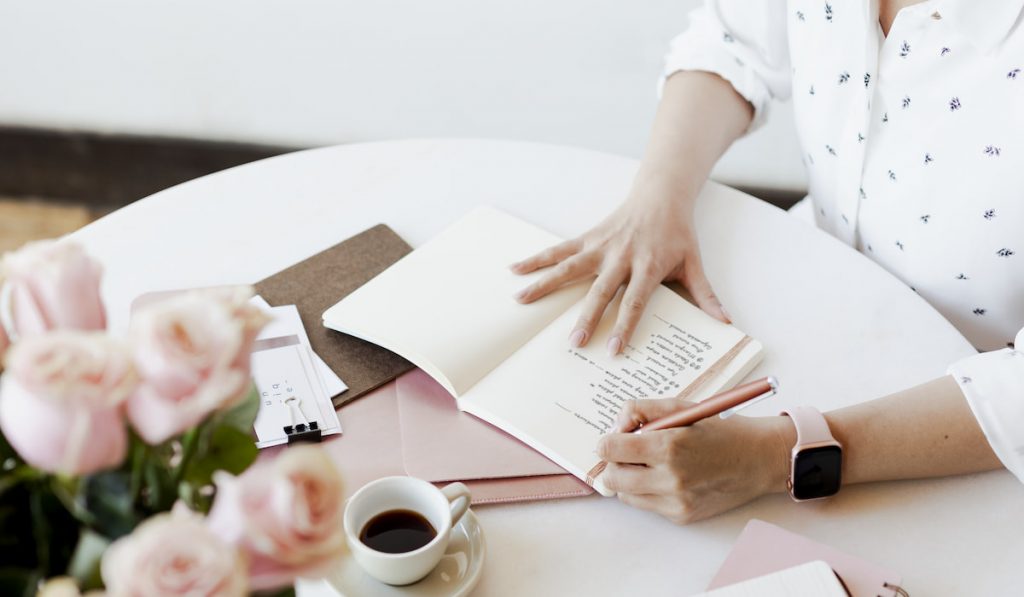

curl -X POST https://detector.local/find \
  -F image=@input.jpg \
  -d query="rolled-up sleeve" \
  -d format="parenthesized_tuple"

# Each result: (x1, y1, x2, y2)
(662, 0, 791, 132)
(949, 326, 1024, 483)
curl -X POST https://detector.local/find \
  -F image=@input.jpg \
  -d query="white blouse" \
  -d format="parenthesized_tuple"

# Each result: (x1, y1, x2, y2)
(664, 1, 1024, 481)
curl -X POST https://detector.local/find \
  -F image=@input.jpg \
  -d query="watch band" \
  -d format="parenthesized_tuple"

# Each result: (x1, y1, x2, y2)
(781, 406, 836, 446)
(782, 406, 842, 501)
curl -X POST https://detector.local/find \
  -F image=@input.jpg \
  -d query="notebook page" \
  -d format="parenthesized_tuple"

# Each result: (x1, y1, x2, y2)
(322, 207, 586, 397)
(460, 284, 759, 496)
(695, 561, 849, 597)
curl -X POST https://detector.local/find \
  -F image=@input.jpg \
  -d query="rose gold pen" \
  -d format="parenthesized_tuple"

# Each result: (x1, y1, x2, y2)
(633, 376, 779, 433)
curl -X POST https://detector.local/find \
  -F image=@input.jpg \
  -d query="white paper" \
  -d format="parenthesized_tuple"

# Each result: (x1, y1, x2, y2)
(322, 207, 586, 397)
(461, 286, 759, 496)
(249, 301, 343, 448)
(252, 295, 347, 398)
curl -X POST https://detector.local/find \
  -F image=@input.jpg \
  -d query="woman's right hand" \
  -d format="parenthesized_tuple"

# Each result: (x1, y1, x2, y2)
(510, 179, 730, 356)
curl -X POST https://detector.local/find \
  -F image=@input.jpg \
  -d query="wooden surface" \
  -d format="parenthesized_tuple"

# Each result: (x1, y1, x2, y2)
(0, 126, 292, 207)
(0, 198, 94, 252)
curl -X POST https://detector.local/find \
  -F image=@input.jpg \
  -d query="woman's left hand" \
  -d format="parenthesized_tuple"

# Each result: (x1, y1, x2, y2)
(596, 398, 794, 524)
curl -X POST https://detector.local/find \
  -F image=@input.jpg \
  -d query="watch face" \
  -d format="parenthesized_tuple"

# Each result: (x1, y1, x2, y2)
(792, 445, 842, 500)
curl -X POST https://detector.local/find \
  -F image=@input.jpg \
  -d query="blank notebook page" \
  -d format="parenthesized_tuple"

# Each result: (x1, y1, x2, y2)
(695, 561, 849, 597)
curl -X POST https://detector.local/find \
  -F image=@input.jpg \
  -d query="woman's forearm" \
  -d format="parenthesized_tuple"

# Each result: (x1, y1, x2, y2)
(635, 70, 754, 206)
(766, 376, 1003, 491)
(645, 76, 1000, 490)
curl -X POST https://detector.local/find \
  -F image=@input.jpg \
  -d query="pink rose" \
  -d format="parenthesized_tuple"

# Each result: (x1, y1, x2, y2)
(0, 331, 135, 475)
(0, 314, 8, 363)
(0, 240, 106, 339)
(128, 288, 268, 445)
(102, 507, 247, 597)
(208, 446, 346, 589)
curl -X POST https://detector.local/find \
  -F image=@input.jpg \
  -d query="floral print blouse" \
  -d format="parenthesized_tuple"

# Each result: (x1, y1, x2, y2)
(664, 0, 1024, 482)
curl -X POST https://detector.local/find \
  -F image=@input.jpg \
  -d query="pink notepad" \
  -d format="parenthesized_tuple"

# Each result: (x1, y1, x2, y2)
(708, 520, 905, 597)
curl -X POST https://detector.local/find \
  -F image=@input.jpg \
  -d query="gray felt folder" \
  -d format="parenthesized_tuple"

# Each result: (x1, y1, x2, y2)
(255, 224, 415, 407)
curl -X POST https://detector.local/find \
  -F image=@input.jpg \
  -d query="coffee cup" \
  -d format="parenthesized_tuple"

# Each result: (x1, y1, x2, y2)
(344, 476, 471, 585)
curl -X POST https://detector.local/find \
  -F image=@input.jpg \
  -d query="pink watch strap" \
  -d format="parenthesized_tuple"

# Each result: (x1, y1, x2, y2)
(781, 406, 835, 446)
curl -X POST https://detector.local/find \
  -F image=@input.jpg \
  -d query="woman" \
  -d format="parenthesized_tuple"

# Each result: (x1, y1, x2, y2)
(512, 0, 1023, 523)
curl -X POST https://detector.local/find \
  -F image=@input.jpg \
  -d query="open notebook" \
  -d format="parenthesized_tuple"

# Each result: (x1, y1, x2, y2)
(322, 207, 763, 495)
(696, 561, 849, 597)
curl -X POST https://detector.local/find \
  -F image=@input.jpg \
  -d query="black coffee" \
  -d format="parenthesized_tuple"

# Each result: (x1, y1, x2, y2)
(359, 509, 437, 554)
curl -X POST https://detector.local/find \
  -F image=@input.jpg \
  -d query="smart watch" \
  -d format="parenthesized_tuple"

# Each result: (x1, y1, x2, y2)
(782, 407, 843, 501)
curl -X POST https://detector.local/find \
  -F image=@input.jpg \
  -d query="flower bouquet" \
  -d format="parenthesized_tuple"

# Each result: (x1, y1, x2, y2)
(0, 241, 347, 596)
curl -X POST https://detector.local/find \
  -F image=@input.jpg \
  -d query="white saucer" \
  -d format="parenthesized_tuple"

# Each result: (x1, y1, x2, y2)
(327, 510, 486, 597)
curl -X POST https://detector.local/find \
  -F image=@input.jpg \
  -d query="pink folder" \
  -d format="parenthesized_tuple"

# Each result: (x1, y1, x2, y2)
(397, 369, 564, 481)
(708, 520, 905, 597)
(395, 369, 592, 502)
(326, 376, 592, 505)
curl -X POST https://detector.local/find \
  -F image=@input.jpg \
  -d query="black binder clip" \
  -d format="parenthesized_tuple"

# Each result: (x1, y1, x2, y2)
(283, 396, 323, 444)
(284, 421, 322, 444)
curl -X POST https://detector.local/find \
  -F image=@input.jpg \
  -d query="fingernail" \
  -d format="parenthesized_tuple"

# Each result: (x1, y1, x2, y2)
(607, 336, 622, 356)
(508, 262, 522, 272)
(514, 288, 528, 302)
(569, 329, 587, 348)
(720, 304, 732, 323)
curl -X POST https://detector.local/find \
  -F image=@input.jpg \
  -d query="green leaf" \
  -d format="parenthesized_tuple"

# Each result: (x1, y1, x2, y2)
(49, 476, 97, 530)
(0, 567, 40, 597)
(142, 454, 176, 514)
(253, 588, 297, 597)
(27, 481, 80, 577)
(216, 385, 261, 433)
(82, 472, 139, 539)
(0, 427, 21, 463)
(68, 529, 110, 591)
(0, 466, 42, 498)
(0, 483, 38, 570)
(182, 425, 257, 513)
(29, 489, 51, 570)
(187, 425, 258, 481)
(128, 438, 146, 508)
(0, 428, 39, 498)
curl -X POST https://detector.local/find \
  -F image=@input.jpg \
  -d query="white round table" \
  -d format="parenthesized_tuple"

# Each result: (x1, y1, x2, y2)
(71, 139, 1024, 596)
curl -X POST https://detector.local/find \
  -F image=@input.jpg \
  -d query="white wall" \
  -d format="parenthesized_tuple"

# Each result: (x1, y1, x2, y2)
(0, 0, 806, 192)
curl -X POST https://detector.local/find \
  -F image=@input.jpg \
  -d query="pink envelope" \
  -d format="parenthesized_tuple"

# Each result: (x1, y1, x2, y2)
(708, 520, 905, 597)
(397, 369, 565, 481)
(325, 378, 592, 505)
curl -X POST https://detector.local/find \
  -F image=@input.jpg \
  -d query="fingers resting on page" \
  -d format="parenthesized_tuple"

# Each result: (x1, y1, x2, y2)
(509, 216, 730, 356)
